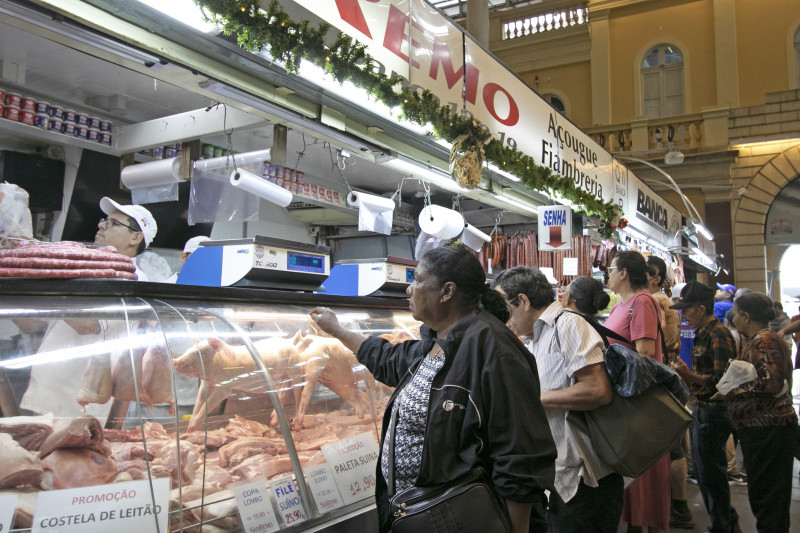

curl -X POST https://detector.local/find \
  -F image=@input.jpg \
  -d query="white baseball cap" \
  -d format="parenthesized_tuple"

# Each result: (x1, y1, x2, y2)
(99, 197, 157, 248)
(183, 236, 211, 254)
(671, 282, 687, 300)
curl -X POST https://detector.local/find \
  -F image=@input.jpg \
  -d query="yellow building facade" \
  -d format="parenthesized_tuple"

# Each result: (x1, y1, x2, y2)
(480, 0, 800, 294)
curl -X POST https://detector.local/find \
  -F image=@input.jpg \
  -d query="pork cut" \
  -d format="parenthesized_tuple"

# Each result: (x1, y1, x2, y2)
(41, 448, 117, 489)
(0, 433, 44, 489)
(38, 414, 104, 457)
(217, 437, 282, 468)
(0, 413, 55, 451)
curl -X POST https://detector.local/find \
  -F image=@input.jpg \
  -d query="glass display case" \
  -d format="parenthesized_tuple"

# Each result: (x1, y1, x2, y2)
(0, 280, 418, 532)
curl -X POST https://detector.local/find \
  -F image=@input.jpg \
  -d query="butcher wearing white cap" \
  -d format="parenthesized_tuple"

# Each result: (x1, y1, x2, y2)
(95, 196, 157, 280)
(162, 236, 211, 283)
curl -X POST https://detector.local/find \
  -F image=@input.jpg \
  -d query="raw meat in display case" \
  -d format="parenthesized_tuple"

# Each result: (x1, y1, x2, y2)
(0, 286, 419, 531)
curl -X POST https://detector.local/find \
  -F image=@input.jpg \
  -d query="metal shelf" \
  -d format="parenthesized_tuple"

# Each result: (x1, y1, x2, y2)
(0, 118, 114, 155)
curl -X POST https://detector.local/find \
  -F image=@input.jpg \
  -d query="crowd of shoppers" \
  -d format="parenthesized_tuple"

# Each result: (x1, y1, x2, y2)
(310, 244, 796, 533)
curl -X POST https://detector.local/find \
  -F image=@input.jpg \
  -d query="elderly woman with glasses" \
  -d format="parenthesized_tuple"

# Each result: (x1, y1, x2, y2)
(604, 250, 670, 533)
(309, 245, 556, 533)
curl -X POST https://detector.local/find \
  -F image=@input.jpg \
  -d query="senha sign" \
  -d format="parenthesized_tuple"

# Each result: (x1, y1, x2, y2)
(538, 206, 572, 251)
(290, 0, 614, 206)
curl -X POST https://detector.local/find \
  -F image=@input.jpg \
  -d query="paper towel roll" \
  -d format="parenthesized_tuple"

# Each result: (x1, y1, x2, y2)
(229, 169, 293, 207)
(460, 224, 491, 251)
(347, 191, 396, 235)
(418, 205, 465, 240)
(194, 149, 271, 171)
(121, 158, 182, 189)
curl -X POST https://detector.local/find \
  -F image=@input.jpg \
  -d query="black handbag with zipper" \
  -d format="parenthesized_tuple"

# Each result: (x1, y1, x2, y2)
(385, 406, 510, 533)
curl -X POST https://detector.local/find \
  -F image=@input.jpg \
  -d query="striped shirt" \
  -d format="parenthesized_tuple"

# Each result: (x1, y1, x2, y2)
(526, 300, 614, 502)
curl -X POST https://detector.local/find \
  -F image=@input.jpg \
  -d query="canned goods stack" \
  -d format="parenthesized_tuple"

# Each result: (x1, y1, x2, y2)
(0, 88, 114, 145)
(261, 163, 326, 203)
(139, 142, 184, 159)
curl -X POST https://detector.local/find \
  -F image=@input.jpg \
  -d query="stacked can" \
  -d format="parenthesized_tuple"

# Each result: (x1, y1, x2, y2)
(98, 119, 112, 145)
(0, 89, 5, 119)
(61, 109, 77, 136)
(3, 92, 21, 122)
(19, 98, 35, 126)
(48, 103, 63, 133)
(33, 101, 49, 129)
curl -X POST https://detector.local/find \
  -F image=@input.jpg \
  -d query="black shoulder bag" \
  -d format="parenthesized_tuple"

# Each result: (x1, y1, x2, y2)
(386, 407, 510, 533)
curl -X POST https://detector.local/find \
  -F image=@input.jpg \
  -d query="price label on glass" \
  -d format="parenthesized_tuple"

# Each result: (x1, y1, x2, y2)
(304, 463, 344, 514)
(270, 478, 307, 528)
(321, 432, 381, 506)
(0, 494, 18, 532)
(233, 480, 280, 533)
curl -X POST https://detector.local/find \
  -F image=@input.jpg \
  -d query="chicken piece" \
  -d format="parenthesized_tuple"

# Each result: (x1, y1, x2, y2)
(0, 413, 55, 451)
(0, 433, 43, 489)
(77, 353, 112, 408)
(172, 338, 300, 431)
(39, 414, 104, 457)
(42, 448, 117, 489)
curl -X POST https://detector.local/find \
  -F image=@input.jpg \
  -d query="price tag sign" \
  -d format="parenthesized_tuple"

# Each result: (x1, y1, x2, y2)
(31, 478, 169, 533)
(233, 480, 280, 533)
(270, 478, 307, 528)
(321, 431, 380, 506)
(563, 257, 578, 276)
(0, 493, 18, 532)
(304, 463, 344, 514)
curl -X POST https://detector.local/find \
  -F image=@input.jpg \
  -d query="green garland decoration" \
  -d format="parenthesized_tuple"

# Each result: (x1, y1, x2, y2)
(194, 0, 621, 235)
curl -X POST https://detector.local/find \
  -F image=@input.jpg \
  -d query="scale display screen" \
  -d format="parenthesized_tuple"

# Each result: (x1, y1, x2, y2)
(287, 251, 326, 274)
(406, 268, 415, 283)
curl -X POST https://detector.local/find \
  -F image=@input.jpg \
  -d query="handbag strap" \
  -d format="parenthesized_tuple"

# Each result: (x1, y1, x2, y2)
(556, 309, 629, 347)
(386, 404, 399, 497)
(629, 293, 669, 357)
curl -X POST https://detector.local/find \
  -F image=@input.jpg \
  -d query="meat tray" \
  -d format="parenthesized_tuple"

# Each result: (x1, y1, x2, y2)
(0, 281, 417, 531)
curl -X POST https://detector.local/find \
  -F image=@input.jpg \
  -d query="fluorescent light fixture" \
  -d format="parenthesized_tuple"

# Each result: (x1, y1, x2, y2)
(690, 248, 713, 267)
(487, 163, 521, 182)
(384, 157, 468, 194)
(200, 80, 384, 156)
(194, 149, 271, 172)
(135, 0, 220, 33)
(491, 193, 538, 214)
(694, 221, 714, 241)
(0, 1, 163, 66)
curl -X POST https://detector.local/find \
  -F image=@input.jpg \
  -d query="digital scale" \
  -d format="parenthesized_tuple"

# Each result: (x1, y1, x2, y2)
(177, 236, 330, 291)
(321, 256, 418, 297)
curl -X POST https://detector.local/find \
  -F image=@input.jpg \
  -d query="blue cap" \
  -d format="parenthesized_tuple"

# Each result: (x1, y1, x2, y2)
(716, 283, 736, 296)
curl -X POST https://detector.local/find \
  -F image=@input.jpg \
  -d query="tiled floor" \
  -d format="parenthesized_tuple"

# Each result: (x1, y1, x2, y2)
(664, 460, 800, 532)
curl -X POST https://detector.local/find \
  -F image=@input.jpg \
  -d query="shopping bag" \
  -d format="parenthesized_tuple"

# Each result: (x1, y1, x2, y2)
(568, 383, 693, 478)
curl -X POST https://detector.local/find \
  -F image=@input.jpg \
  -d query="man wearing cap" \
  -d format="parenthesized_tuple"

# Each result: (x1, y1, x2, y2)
(162, 236, 211, 284)
(714, 283, 736, 323)
(670, 281, 742, 533)
(96, 197, 157, 281)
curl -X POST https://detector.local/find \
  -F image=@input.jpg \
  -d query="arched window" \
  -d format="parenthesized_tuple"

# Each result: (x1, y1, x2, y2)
(543, 94, 566, 114)
(641, 44, 684, 118)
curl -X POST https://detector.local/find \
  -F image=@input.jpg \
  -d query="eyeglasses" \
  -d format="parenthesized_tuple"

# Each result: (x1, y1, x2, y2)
(99, 217, 138, 232)
(505, 296, 519, 307)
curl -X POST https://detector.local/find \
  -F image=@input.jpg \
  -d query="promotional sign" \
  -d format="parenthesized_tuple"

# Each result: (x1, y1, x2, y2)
(31, 478, 169, 533)
(0, 494, 17, 532)
(305, 463, 345, 514)
(270, 477, 307, 528)
(290, 0, 615, 205)
(612, 162, 681, 246)
(233, 479, 280, 533)
(538, 205, 572, 251)
(321, 432, 381, 506)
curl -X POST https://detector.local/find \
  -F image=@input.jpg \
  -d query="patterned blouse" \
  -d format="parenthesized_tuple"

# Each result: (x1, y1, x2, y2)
(381, 349, 446, 492)
(727, 329, 798, 430)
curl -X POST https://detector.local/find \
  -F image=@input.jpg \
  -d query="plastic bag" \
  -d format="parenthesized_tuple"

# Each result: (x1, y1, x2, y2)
(716, 359, 757, 394)
(0, 182, 33, 249)
(604, 343, 690, 403)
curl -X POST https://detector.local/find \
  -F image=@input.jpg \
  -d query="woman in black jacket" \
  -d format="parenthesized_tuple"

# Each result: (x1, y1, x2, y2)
(310, 245, 556, 533)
